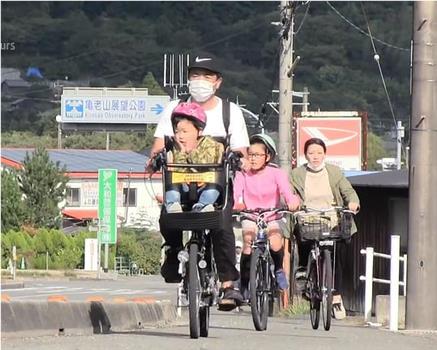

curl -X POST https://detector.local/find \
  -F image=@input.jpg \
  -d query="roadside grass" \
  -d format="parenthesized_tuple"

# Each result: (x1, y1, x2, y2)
(63, 271, 78, 278)
(280, 296, 310, 317)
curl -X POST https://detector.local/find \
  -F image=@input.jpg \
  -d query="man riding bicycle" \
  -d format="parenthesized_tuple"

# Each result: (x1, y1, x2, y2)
(147, 55, 250, 309)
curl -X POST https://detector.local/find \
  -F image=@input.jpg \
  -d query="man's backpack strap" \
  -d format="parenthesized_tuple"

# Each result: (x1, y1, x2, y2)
(222, 98, 230, 136)
(164, 135, 174, 151)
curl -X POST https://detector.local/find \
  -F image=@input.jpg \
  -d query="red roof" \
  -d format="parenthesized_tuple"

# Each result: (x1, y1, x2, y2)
(62, 208, 98, 220)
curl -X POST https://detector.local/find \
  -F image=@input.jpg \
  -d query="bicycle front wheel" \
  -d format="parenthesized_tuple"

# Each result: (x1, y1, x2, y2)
(188, 242, 201, 339)
(308, 259, 320, 330)
(250, 248, 269, 331)
(321, 249, 333, 331)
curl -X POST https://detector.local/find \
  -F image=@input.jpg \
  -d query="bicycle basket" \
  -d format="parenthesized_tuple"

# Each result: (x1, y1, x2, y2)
(296, 211, 352, 241)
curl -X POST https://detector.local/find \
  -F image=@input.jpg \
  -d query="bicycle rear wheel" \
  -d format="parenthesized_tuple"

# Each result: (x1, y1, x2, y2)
(199, 306, 210, 337)
(250, 248, 269, 331)
(188, 242, 201, 339)
(321, 249, 333, 331)
(308, 259, 320, 330)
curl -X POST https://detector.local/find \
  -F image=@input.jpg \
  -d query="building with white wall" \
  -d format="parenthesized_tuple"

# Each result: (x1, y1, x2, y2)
(1, 148, 163, 231)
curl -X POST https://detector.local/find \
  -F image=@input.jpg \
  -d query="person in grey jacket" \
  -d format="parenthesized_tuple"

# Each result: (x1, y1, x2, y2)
(291, 137, 360, 299)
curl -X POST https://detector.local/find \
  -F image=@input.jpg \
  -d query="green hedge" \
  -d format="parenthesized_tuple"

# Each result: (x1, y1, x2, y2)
(1, 228, 162, 273)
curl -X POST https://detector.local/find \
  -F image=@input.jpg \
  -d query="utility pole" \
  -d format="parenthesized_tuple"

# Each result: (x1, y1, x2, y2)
(278, 1, 295, 176)
(407, 1, 437, 330)
(278, 1, 298, 309)
(396, 121, 404, 170)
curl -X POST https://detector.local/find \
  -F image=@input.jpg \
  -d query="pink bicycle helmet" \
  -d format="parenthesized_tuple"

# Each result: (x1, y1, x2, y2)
(171, 102, 207, 130)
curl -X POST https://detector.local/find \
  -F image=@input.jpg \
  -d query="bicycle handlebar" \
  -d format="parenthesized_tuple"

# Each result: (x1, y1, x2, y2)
(292, 206, 355, 217)
(148, 148, 243, 173)
(232, 207, 295, 221)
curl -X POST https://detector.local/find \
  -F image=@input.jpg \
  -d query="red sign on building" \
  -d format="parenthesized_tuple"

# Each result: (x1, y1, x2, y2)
(295, 115, 365, 170)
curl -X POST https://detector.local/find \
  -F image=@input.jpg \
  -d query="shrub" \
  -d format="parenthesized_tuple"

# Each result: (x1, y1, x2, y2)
(116, 228, 161, 274)
(1, 228, 162, 272)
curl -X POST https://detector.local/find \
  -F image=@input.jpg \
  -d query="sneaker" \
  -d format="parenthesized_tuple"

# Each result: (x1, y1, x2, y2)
(166, 202, 182, 213)
(294, 267, 307, 293)
(218, 287, 243, 311)
(332, 294, 346, 319)
(160, 247, 182, 283)
(275, 269, 289, 290)
(295, 266, 307, 280)
(200, 204, 214, 212)
(192, 203, 214, 212)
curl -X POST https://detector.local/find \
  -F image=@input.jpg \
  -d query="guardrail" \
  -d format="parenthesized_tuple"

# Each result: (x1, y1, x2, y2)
(359, 235, 407, 331)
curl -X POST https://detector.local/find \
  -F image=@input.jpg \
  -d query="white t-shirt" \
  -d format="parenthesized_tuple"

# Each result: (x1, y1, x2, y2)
(154, 97, 250, 150)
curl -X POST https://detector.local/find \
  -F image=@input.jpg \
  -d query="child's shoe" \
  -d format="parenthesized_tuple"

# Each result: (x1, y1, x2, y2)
(166, 202, 182, 213)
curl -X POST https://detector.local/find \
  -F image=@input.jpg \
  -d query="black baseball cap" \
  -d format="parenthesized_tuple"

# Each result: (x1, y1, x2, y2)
(188, 56, 221, 76)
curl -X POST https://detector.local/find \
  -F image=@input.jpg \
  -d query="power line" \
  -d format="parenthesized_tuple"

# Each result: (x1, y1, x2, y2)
(326, 1, 410, 52)
(360, 2, 408, 162)
(295, 1, 311, 35)
(360, 2, 398, 131)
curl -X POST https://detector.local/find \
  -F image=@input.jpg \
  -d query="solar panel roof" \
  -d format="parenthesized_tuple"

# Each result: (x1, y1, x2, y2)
(1, 148, 148, 172)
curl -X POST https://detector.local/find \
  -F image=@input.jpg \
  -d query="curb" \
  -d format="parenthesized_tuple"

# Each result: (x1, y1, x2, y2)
(1, 299, 177, 337)
(1, 281, 25, 290)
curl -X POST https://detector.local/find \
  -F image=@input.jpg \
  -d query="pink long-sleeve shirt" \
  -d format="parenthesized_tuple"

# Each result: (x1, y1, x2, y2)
(233, 165, 300, 209)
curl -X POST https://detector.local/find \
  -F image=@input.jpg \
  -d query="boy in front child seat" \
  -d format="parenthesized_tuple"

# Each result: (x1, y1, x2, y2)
(164, 102, 224, 213)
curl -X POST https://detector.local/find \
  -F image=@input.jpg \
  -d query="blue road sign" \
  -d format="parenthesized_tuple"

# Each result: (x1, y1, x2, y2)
(150, 104, 164, 115)
(61, 89, 170, 124)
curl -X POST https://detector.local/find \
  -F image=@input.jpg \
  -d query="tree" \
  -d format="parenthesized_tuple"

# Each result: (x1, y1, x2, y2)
(367, 132, 387, 170)
(18, 147, 69, 228)
(1, 170, 26, 231)
(140, 72, 167, 95)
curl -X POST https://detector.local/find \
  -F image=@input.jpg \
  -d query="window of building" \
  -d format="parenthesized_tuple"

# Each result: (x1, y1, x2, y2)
(66, 187, 80, 207)
(123, 188, 137, 207)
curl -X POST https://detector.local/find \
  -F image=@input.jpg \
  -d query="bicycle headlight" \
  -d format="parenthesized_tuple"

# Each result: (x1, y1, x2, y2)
(198, 260, 207, 269)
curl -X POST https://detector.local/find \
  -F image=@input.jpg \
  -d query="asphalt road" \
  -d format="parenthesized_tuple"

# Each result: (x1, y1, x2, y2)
(2, 274, 436, 349)
(2, 308, 436, 350)
(2, 275, 177, 303)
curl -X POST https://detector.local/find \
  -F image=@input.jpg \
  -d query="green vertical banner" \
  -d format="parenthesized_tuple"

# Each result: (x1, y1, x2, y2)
(98, 169, 117, 244)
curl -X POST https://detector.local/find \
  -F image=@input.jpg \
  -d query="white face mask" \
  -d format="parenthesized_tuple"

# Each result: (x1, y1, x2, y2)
(307, 160, 325, 172)
(188, 79, 215, 102)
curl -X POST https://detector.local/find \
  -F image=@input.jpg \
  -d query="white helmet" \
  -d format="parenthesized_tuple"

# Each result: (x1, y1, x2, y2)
(250, 133, 277, 159)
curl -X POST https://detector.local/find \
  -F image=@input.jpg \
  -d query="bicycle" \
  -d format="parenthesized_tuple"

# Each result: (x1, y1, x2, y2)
(293, 206, 354, 331)
(234, 208, 293, 331)
(152, 146, 242, 339)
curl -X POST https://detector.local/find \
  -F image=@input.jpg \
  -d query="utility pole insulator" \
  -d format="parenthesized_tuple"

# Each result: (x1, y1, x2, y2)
(287, 56, 301, 78)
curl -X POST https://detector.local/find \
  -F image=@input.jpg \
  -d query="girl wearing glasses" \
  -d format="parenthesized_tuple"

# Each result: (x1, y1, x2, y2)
(233, 134, 300, 299)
